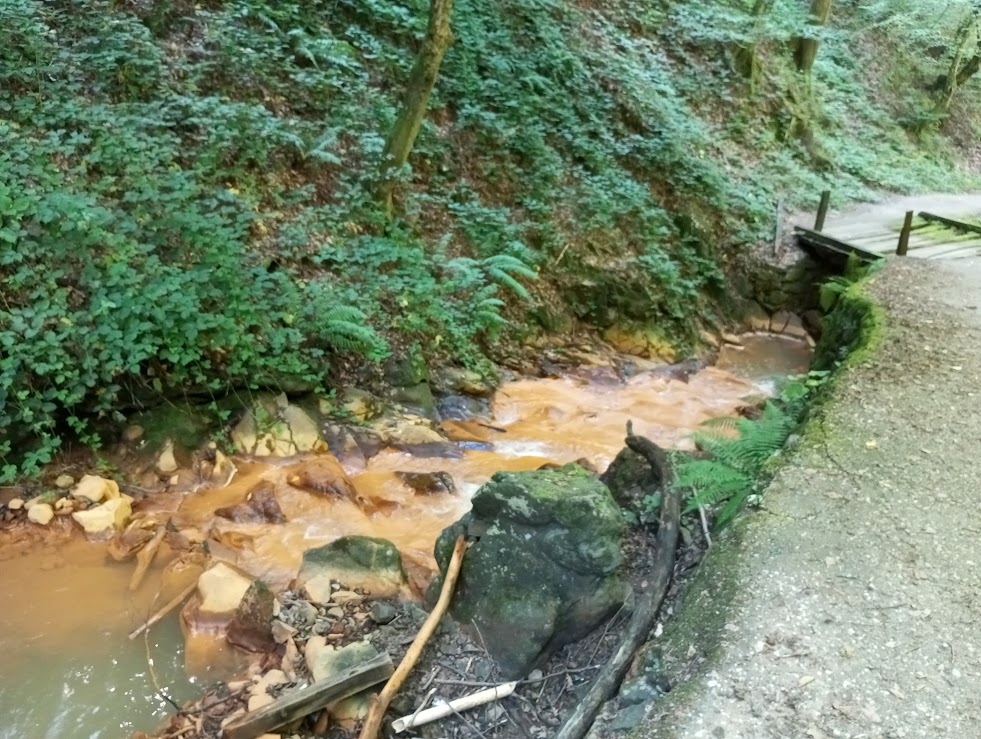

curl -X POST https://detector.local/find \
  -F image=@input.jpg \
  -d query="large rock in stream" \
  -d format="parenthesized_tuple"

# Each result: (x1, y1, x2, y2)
(431, 465, 627, 677)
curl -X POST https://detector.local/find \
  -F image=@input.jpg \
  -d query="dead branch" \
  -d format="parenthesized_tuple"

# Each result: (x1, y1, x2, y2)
(130, 524, 167, 592)
(128, 581, 197, 640)
(553, 424, 682, 739)
(357, 534, 467, 739)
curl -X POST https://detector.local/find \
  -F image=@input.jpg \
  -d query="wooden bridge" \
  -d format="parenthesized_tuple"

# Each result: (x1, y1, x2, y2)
(795, 191, 981, 265)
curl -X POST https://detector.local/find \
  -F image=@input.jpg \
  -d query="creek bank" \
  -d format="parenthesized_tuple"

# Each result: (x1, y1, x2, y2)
(0, 318, 817, 739)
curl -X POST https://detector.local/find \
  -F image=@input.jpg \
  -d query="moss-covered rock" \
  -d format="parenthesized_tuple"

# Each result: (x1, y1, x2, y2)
(298, 536, 408, 598)
(431, 465, 627, 677)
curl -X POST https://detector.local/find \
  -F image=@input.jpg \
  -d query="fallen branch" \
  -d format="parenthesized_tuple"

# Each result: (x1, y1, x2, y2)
(358, 534, 468, 739)
(130, 525, 167, 592)
(391, 681, 517, 733)
(128, 581, 197, 640)
(554, 424, 682, 739)
(221, 652, 394, 739)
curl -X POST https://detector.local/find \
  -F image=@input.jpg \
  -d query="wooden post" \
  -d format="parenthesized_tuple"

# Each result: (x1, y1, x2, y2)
(896, 210, 913, 256)
(814, 190, 831, 231)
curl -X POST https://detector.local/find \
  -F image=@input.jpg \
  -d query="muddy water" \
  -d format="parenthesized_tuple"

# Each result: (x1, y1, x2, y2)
(0, 336, 810, 737)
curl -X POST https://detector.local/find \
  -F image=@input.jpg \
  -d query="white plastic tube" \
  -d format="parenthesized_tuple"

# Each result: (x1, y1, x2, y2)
(391, 681, 518, 733)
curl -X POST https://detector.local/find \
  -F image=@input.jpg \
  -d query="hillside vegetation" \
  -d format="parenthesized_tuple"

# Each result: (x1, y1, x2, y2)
(2, 0, 980, 477)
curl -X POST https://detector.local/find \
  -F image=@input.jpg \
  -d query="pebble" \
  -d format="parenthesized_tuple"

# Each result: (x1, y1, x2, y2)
(55, 474, 75, 489)
(27, 503, 54, 525)
(326, 607, 344, 619)
(124, 425, 144, 442)
(370, 602, 398, 625)
(332, 590, 360, 605)
(7, 498, 24, 511)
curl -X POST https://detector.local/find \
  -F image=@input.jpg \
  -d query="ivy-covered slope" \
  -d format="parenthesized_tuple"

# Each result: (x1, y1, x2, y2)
(1, 0, 979, 477)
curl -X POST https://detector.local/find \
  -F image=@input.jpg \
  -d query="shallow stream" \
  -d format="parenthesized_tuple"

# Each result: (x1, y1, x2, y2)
(0, 335, 810, 738)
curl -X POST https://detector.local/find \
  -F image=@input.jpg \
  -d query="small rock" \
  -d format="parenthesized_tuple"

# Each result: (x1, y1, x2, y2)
(369, 602, 397, 625)
(271, 620, 297, 644)
(71, 496, 133, 535)
(7, 498, 24, 511)
(609, 703, 647, 732)
(326, 607, 344, 618)
(124, 424, 145, 442)
(197, 562, 253, 615)
(28, 503, 54, 525)
(247, 691, 275, 711)
(54, 474, 75, 489)
(285, 456, 358, 500)
(54, 498, 73, 511)
(216, 482, 286, 524)
(396, 471, 456, 495)
(157, 440, 179, 474)
(227, 580, 277, 653)
(252, 669, 288, 693)
(721, 332, 743, 345)
(293, 600, 318, 627)
(71, 475, 120, 503)
(332, 590, 361, 605)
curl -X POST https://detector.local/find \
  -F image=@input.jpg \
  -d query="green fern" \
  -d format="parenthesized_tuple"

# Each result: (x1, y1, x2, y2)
(676, 399, 799, 527)
(316, 306, 386, 359)
(484, 254, 538, 300)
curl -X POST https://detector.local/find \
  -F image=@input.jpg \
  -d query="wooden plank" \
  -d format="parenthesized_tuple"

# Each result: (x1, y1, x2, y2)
(918, 211, 981, 236)
(794, 226, 884, 263)
(222, 652, 394, 739)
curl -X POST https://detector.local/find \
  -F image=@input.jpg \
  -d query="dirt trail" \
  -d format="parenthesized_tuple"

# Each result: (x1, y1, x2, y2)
(636, 253, 981, 737)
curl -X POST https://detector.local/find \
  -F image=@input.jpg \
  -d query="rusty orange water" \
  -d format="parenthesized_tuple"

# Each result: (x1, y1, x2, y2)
(0, 336, 810, 737)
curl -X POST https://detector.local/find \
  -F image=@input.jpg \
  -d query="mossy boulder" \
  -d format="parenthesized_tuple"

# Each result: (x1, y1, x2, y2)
(298, 536, 408, 598)
(600, 447, 662, 514)
(431, 465, 627, 677)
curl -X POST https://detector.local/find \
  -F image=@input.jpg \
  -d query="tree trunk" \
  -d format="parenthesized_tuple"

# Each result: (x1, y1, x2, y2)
(733, 0, 774, 89)
(794, 0, 833, 74)
(377, 0, 454, 217)
(933, 14, 980, 120)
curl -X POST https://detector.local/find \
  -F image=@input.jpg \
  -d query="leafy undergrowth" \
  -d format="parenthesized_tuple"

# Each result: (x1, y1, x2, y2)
(1, 0, 980, 478)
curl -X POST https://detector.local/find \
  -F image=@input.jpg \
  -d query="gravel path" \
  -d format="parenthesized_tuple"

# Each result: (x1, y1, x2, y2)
(634, 255, 981, 738)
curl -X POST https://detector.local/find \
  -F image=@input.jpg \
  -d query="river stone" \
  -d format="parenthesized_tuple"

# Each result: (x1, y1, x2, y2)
(197, 562, 253, 616)
(285, 456, 357, 501)
(7, 498, 23, 511)
(232, 393, 322, 456)
(156, 439, 179, 474)
(71, 474, 121, 503)
(384, 345, 437, 419)
(431, 465, 627, 677)
(297, 536, 407, 598)
(396, 471, 456, 495)
(227, 580, 277, 653)
(54, 474, 75, 490)
(71, 495, 133, 535)
(215, 482, 286, 524)
(28, 503, 54, 525)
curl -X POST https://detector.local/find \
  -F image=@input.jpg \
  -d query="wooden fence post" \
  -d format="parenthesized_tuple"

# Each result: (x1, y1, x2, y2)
(814, 190, 831, 231)
(896, 210, 913, 256)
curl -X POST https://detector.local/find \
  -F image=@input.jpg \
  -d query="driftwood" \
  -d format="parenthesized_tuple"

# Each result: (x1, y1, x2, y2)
(554, 424, 682, 739)
(391, 681, 517, 733)
(128, 581, 197, 640)
(129, 525, 167, 592)
(358, 534, 468, 739)
(221, 652, 395, 739)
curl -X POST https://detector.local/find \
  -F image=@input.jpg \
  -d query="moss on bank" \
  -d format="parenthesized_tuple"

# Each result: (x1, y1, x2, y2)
(629, 270, 886, 737)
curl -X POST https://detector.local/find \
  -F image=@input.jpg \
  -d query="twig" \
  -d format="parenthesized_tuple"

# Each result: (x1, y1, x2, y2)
(358, 534, 467, 739)
(697, 504, 713, 548)
(130, 524, 167, 592)
(128, 581, 197, 640)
